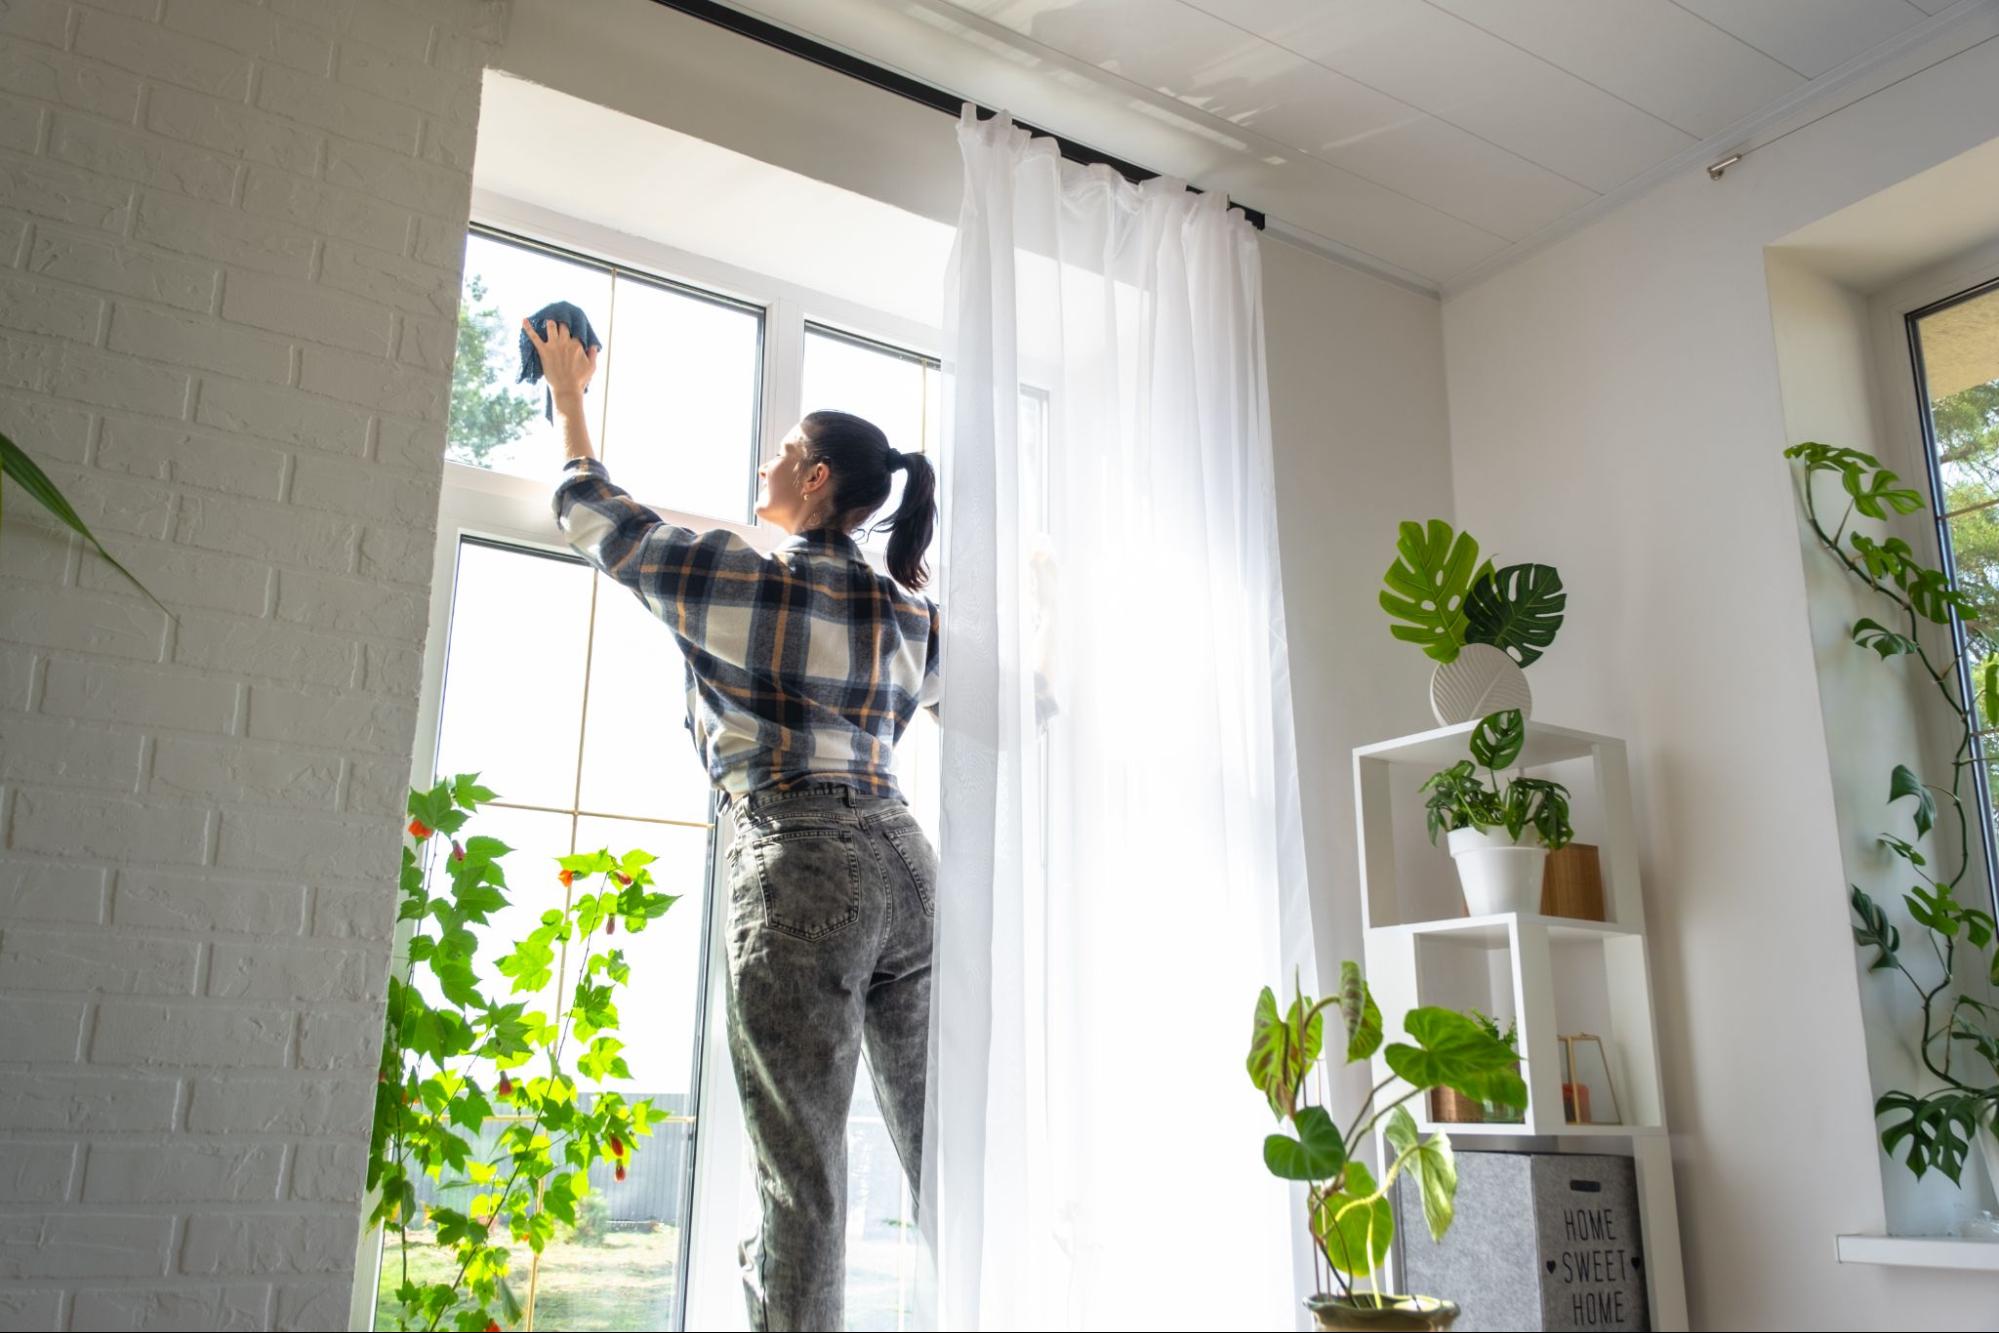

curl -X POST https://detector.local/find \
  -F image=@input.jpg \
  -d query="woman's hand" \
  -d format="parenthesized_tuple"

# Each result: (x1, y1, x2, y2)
(522, 317, 599, 413)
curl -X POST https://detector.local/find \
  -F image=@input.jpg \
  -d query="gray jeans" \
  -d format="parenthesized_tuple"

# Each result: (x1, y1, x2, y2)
(722, 783, 936, 1332)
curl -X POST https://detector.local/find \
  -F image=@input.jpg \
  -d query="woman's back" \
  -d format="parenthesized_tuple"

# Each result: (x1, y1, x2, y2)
(554, 457, 941, 799)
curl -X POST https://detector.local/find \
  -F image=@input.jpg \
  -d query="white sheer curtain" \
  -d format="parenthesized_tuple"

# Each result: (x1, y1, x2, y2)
(922, 108, 1315, 1332)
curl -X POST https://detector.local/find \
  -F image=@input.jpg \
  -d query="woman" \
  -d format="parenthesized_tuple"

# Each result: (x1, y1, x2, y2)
(526, 318, 941, 1332)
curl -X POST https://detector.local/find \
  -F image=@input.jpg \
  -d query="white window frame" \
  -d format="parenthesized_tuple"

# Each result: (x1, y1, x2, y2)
(353, 189, 946, 1332)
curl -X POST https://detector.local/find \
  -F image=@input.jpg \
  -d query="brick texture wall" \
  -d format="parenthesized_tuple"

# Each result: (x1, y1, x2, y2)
(0, 3, 503, 1328)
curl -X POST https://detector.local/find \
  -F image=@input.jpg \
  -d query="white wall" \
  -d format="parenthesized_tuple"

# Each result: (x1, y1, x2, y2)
(1261, 238, 1454, 987)
(1440, 17, 1999, 1329)
(0, 3, 502, 1329)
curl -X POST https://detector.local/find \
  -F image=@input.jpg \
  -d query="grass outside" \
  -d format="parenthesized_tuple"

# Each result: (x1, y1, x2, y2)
(373, 1226, 680, 1332)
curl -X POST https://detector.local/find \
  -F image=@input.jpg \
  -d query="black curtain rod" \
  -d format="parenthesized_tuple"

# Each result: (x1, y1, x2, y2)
(648, 0, 1267, 230)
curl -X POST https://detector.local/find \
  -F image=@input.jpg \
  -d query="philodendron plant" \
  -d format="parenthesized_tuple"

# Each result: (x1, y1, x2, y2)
(1421, 709, 1574, 850)
(1249, 963, 1528, 1313)
(1786, 442, 1999, 1185)
(1380, 518, 1566, 666)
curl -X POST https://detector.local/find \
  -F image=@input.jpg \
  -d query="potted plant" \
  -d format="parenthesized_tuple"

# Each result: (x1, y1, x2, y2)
(1250, 963, 1528, 1331)
(1421, 709, 1574, 915)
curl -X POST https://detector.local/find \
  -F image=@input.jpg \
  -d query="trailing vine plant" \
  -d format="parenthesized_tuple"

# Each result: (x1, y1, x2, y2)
(1786, 442, 1999, 1184)
(369, 775, 679, 1331)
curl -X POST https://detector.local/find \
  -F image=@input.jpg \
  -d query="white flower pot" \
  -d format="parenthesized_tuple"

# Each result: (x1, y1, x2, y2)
(1447, 826, 1547, 916)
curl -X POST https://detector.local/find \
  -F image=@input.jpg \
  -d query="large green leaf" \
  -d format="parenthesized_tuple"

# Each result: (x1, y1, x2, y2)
(1263, 1106, 1347, 1182)
(1314, 1160, 1392, 1278)
(1876, 1089, 1982, 1183)
(1464, 563, 1566, 667)
(1841, 462, 1925, 519)
(1385, 1106, 1457, 1241)
(1380, 519, 1492, 664)
(1469, 709, 1525, 771)
(1851, 618, 1918, 660)
(1246, 986, 1320, 1119)
(1338, 961, 1382, 1062)
(1384, 1007, 1529, 1110)
(1889, 765, 1935, 839)
(1, 431, 169, 614)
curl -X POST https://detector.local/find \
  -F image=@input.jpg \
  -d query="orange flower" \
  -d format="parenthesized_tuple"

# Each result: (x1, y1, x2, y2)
(609, 1134, 623, 1158)
(451, 841, 465, 863)
(614, 1163, 627, 1183)
(407, 818, 431, 841)
(605, 916, 615, 936)
(615, 872, 632, 886)
(558, 869, 574, 888)
(496, 1074, 513, 1098)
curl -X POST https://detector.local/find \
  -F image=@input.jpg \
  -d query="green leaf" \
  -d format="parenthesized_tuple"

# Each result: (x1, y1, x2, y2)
(1384, 1007, 1529, 1111)
(1380, 519, 1492, 664)
(1464, 563, 1566, 667)
(1876, 1089, 1980, 1183)
(1469, 709, 1525, 771)
(1338, 961, 1382, 1062)
(1385, 1107, 1457, 1241)
(1851, 618, 1918, 660)
(1314, 1160, 1392, 1279)
(1247, 986, 1309, 1119)
(1981, 657, 1999, 728)
(1842, 462, 1926, 519)
(1, 431, 172, 615)
(1889, 765, 1935, 839)
(1262, 1105, 1347, 1181)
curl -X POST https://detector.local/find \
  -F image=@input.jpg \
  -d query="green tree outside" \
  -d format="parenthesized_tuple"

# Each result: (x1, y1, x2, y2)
(449, 274, 538, 467)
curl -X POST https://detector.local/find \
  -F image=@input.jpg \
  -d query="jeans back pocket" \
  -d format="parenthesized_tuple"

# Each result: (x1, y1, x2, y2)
(744, 825, 863, 942)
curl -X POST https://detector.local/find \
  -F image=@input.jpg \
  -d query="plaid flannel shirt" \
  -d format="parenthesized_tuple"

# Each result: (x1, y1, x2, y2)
(553, 458, 941, 801)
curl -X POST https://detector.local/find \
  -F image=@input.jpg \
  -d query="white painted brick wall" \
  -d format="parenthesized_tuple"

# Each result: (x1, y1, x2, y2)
(0, 2, 505, 1326)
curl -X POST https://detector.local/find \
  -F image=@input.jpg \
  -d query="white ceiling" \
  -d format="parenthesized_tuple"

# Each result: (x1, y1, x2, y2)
(712, 0, 1986, 292)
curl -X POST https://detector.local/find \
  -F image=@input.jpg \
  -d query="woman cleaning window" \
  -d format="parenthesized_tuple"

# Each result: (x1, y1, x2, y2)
(525, 316, 942, 1332)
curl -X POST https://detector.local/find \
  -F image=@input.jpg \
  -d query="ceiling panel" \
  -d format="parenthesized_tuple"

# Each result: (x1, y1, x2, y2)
(1184, 0, 1697, 191)
(1425, 0, 1804, 137)
(1672, 0, 1929, 78)
(1225, 64, 1596, 239)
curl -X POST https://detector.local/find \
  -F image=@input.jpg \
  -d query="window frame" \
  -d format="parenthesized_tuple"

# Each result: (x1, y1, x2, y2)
(357, 191, 948, 1331)
(1869, 237, 1999, 922)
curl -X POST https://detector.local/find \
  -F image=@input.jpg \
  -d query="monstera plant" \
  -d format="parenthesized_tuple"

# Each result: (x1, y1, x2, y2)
(1380, 519, 1565, 667)
(1250, 963, 1527, 1331)
(1785, 441, 1999, 1188)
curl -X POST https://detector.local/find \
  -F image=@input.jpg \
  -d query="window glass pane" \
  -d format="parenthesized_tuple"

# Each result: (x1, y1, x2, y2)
(451, 232, 612, 479)
(600, 275, 761, 521)
(801, 327, 929, 462)
(577, 577, 716, 824)
(434, 543, 594, 810)
(1918, 285, 1999, 709)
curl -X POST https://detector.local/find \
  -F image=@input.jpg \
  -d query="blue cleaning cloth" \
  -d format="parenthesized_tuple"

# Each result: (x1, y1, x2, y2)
(518, 300, 603, 422)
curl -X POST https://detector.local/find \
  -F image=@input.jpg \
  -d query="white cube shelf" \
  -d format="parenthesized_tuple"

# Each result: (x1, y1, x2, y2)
(1354, 718, 1688, 1331)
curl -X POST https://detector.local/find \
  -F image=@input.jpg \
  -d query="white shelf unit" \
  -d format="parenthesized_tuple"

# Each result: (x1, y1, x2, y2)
(1354, 718, 1689, 1331)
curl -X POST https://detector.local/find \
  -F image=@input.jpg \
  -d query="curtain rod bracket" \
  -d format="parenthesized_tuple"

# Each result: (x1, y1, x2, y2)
(1707, 153, 1743, 181)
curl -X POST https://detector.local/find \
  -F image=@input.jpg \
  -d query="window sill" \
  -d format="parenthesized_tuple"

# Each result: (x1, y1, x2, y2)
(1836, 1234, 1999, 1271)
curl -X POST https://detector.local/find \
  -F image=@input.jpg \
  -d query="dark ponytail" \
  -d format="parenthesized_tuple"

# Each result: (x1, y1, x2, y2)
(800, 409, 939, 592)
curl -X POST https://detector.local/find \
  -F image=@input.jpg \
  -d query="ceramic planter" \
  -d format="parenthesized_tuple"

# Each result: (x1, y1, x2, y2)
(1446, 826, 1547, 915)
(1305, 1294, 1459, 1331)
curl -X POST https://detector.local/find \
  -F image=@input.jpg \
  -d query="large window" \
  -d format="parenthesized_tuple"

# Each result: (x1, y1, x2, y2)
(1909, 276, 1999, 912)
(382, 225, 940, 1330)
